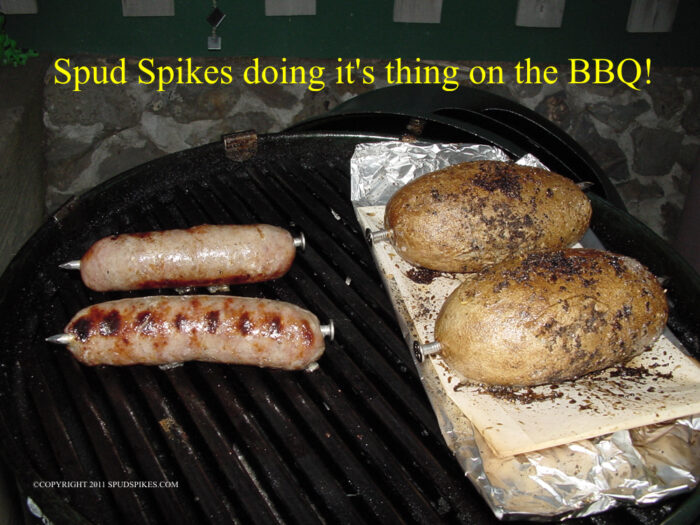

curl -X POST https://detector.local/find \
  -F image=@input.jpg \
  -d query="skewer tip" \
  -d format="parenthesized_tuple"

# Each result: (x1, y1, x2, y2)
(45, 333, 75, 345)
(59, 260, 81, 270)
(576, 181, 594, 191)
(320, 320, 335, 341)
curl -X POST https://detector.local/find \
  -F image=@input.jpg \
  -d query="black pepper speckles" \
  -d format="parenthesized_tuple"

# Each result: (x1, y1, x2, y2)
(430, 188, 443, 202)
(471, 162, 524, 200)
(385, 161, 592, 272)
(609, 256, 626, 277)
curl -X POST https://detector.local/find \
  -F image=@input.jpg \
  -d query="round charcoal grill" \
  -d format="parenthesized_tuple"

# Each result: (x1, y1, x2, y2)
(0, 130, 699, 524)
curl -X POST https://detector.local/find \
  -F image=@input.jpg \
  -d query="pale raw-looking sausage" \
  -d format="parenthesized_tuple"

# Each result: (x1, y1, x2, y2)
(62, 295, 326, 369)
(79, 224, 296, 291)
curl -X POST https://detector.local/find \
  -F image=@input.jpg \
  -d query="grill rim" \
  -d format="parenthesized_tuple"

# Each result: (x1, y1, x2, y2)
(0, 130, 696, 524)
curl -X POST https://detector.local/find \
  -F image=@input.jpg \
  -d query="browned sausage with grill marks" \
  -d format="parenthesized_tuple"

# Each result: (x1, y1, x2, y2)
(62, 295, 327, 369)
(79, 224, 297, 291)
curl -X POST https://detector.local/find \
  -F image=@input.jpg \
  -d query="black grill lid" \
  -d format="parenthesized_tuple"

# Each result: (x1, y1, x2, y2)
(0, 132, 697, 524)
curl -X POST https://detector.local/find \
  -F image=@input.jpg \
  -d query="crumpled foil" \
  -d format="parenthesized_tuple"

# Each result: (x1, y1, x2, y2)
(350, 141, 511, 206)
(350, 140, 700, 521)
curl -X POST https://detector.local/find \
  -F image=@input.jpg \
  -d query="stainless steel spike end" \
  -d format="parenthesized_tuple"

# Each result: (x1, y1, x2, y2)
(320, 320, 335, 341)
(45, 333, 76, 345)
(293, 232, 306, 251)
(59, 260, 81, 270)
(413, 340, 442, 362)
(365, 228, 392, 246)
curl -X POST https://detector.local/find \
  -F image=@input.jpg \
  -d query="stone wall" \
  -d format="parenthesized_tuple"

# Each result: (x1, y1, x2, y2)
(0, 58, 48, 273)
(43, 57, 700, 242)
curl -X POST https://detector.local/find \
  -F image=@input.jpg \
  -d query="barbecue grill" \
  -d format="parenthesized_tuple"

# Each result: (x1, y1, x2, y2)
(0, 88, 698, 524)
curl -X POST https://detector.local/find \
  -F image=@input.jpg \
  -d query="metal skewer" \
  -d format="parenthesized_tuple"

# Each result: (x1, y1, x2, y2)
(365, 228, 393, 245)
(293, 232, 306, 251)
(576, 181, 594, 190)
(412, 340, 442, 362)
(59, 260, 81, 270)
(45, 333, 76, 345)
(320, 320, 335, 341)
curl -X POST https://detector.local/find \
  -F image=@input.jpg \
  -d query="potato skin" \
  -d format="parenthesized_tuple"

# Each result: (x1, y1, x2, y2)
(434, 249, 668, 387)
(384, 161, 591, 272)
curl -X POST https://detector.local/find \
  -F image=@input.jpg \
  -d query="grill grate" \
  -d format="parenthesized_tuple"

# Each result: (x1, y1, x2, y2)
(0, 132, 696, 524)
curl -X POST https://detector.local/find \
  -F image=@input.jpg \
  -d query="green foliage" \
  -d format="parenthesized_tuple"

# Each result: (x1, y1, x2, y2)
(1, 14, 38, 67)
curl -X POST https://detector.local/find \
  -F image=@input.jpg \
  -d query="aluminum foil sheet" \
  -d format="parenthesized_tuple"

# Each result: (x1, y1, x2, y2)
(350, 141, 510, 206)
(350, 140, 700, 520)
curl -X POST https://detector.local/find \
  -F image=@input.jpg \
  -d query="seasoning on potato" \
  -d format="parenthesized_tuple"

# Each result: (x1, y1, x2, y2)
(383, 160, 592, 272)
(433, 249, 668, 387)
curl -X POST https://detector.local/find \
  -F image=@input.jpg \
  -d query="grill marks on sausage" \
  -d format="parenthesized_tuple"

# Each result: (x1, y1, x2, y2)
(136, 310, 158, 335)
(174, 313, 186, 331)
(269, 315, 282, 336)
(70, 308, 123, 340)
(68, 299, 316, 353)
(237, 312, 253, 335)
(71, 317, 93, 342)
(259, 314, 283, 339)
(72, 307, 162, 341)
(300, 320, 315, 348)
(205, 310, 220, 334)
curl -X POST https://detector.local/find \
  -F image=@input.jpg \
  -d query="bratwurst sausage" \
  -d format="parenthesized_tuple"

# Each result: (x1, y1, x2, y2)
(433, 249, 668, 386)
(78, 224, 298, 291)
(383, 161, 592, 272)
(59, 295, 328, 369)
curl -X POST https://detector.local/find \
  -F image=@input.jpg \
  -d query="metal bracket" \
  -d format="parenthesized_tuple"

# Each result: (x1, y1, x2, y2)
(51, 195, 79, 227)
(223, 130, 258, 162)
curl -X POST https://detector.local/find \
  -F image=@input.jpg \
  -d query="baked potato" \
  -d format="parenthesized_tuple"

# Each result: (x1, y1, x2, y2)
(434, 249, 668, 386)
(384, 160, 591, 272)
